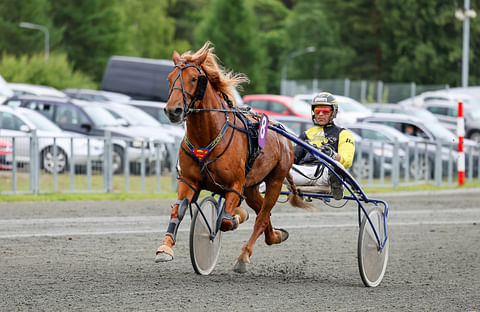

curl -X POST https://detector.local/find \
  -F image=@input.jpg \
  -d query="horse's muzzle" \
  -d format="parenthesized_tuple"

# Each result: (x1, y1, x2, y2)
(164, 106, 184, 123)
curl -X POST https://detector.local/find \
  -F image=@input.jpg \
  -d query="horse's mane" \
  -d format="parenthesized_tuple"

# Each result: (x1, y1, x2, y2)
(181, 41, 249, 107)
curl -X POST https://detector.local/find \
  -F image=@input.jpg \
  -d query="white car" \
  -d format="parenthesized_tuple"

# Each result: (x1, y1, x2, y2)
(0, 106, 104, 173)
(7, 83, 68, 98)
(63, 88, 131, 104)
(397, 90, 480, 107)
(294, 93, 372, 125)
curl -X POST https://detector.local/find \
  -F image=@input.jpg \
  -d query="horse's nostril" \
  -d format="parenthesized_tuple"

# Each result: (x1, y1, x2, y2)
(174, 107, 183, 116)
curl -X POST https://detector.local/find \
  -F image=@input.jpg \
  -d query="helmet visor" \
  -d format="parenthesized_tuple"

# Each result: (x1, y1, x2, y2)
(313, 106, 332, 115)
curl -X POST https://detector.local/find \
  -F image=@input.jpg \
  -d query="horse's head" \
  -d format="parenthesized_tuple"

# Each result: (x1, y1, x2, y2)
(164, 50, 209, 123)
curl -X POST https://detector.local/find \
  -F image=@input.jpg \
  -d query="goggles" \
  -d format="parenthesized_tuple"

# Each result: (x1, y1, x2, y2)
(313, 107, 332, 115)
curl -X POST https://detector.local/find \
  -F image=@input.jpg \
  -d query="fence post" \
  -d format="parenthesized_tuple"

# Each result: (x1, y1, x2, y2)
(70, 137, 75, 191)
(410, 82, 416, 105)
(12, 137, 16, 193)
(53, 138, 58, 192)
(377, 81, 383, 104)
(434, 141, 442, 186)
(344, 78, 350, 97)
(392, 138, 399, 188)
(360, 80, 367, 103)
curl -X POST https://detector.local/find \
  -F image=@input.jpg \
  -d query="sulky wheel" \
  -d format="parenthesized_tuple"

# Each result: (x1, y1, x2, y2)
(357, 206, 389, 287)
(189, 196, 222, 275)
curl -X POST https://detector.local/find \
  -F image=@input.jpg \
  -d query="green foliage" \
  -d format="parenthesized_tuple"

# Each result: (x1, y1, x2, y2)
(195, 0, 267, 94)
(284, 0, 354, 81)
(249, 0, 291, 93)
(0, 53, 96, 89)
(0, 0, 62, 56)
(50, 0, 125, 81)
(118, 0, 190, 60)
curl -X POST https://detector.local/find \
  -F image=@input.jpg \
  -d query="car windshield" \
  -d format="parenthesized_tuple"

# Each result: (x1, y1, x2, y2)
(378, 126, 410, 143)
(23, 110, 62, 131)
(289, 100, 312, 115)
(423, 122, 457, 141)
(82, 106, 120, 127)
(112, 105, 161, 127)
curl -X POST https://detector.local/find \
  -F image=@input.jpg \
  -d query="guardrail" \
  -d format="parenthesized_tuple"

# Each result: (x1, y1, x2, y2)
(0, 132, 478, 194)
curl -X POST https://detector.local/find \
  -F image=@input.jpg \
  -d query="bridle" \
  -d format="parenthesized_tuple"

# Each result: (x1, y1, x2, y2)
(167, 63, 208, 118)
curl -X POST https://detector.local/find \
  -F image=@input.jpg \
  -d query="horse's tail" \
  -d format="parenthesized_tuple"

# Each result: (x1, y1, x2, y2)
(285, 172, 315, 211)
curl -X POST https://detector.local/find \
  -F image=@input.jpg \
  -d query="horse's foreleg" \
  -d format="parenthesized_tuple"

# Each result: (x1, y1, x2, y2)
(155, 181, 197, 263)
(219, 186, 244, 232)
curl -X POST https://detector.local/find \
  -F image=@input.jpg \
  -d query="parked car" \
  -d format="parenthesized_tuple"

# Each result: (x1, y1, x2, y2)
(358, 113, 478, 178)
(63, 88, 131, 103)
(0, 138, 13, 170)
(367, 103, 439, 124)
(294, 93, 372, 125)
(101, 55, 174, 101)
(92, 101, 181, 170)
(7, 83, 68, 98)
(2, 95, 166, 174)
(422, 101, 480, 142)
(270, 115, 404, 179)
(243, 94, 311, 119)
(398, 90, 480, 108)
(0, 106, 104, 173)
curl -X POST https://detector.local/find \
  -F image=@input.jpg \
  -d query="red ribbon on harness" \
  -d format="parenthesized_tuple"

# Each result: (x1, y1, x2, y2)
(193, 148, 209, 160)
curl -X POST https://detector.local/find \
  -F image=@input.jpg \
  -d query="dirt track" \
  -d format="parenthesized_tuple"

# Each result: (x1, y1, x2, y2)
(0, 190, 479, 311)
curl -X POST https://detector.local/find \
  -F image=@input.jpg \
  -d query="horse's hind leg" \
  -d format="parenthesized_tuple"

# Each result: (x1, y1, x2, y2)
(235, 178, 285, 273)
(155, 181, 196, 262)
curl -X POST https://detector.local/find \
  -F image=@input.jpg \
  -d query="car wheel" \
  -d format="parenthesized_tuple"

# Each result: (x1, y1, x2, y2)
(409, 155, 433, 179)
(42, 146, 67, 174)
(468, 131, 480, 143)
(352, 156, 371, 179)
(112, 145, 124, 174)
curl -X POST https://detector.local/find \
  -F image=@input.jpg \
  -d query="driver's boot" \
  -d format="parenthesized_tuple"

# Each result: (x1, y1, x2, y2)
(329, 170, 344, 200)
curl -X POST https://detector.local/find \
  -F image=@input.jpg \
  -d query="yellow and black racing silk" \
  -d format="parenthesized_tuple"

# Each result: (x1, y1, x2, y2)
(294, 124, 355, 168)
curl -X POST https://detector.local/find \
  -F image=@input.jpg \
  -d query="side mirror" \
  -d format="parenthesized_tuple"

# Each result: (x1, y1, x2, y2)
(19, 125, 31, 132)
(116, 118, 129, 126)
(80, 123, 92, 132)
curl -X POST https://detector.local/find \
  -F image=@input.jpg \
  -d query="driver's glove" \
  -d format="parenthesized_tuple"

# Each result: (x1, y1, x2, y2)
(320, 144, 338, 160)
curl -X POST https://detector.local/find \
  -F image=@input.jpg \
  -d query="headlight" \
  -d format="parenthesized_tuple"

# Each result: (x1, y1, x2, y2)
(130, 139, 149, 149)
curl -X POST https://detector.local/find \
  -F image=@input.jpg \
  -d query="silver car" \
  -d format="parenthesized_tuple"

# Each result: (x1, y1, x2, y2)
(0, 106, 104, 173)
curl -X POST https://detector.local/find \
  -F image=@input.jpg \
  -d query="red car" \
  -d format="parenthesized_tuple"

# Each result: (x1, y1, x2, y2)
(243, 94, 311, 119)
(0, 138, 12, 170)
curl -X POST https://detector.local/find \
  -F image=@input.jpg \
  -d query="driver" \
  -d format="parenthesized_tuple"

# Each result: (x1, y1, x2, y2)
(291, 92, 355, 200)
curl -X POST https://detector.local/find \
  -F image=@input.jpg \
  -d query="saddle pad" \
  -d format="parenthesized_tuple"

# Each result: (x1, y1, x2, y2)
(297, 185, 331, 194)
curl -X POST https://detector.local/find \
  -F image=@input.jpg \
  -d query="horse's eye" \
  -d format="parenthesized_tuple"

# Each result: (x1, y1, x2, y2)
(192, 76, 197, 83)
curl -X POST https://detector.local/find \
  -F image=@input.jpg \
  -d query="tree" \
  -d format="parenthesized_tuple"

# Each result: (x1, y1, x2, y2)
(284, 0, 354, 81)
(195, 0, 267, 94)
(249, 0, 291, 93)
(0, 0, 61, 57)
(118, 0, 190, 60)
(50, 0, 125, 81)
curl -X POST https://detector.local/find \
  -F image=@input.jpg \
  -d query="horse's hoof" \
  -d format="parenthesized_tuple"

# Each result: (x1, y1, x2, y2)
(155, 252, 173, 262)
(234, 206, 249, 224)
(155, 245, 174, 262)
(233, 260, 248, 273)
(275, 228, 289, 242)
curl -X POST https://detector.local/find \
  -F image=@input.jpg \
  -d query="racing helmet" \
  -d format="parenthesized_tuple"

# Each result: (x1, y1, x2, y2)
(311, 92, 338, 124)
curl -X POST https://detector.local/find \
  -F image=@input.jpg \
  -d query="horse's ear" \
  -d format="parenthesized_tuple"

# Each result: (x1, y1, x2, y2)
(172, 51, 181, 65)
(195, 50, 209, 66)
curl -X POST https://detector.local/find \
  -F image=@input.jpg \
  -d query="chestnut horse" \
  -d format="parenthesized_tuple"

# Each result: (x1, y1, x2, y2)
(155, 42, 312, 273)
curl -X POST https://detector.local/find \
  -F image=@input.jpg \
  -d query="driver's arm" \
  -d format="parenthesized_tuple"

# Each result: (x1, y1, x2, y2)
(337, 129, 355, 169)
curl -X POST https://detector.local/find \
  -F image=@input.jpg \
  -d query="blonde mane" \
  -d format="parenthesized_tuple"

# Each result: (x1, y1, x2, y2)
(180, 41, 249, 107)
